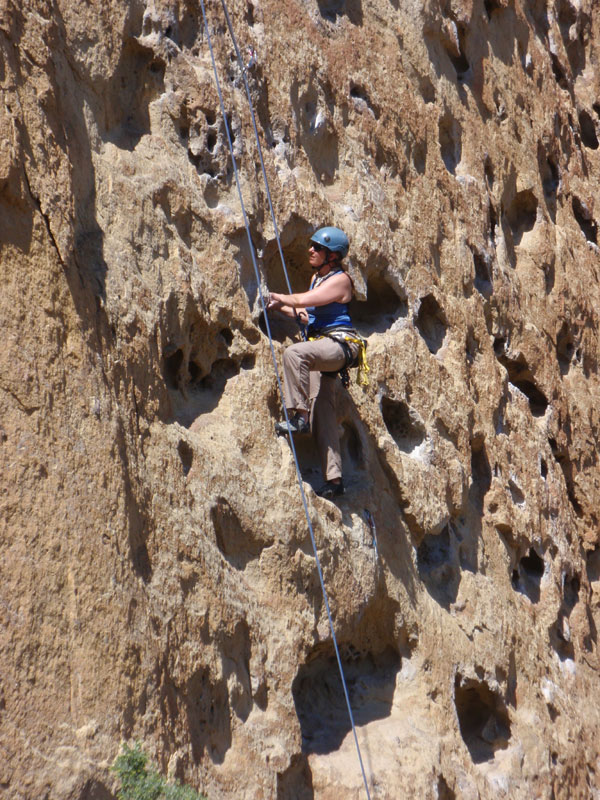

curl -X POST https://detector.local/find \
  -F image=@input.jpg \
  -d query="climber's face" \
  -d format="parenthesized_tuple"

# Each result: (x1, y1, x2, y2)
(308, 242, 328, 270)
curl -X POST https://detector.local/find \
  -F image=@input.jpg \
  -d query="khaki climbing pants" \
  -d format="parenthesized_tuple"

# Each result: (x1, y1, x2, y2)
(282, 337, 359, 481)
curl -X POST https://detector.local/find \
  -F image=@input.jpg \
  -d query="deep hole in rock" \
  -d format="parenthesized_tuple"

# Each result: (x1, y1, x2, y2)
(550, 616, 575, 662)
(419, 75, 436, 104)
(493, 336, 505, 357)
(206, 131, 217, 152)
(350, 83, 369, 102)
(586, 547, 600, 584)
(350, 83, 379, 119)
(416, 294, 448, 354)
(541, 458, 548, 479)
(164, 348, 184, 389)
(412, 139, 427, 174)
(381, 397, 426, 454)
(472, 248, 493, 297)
(292, 80, 339, 183)
(557, 0, 577, 35)
(570, 477, 586, 521)
(220, 328, 234, 347)
(484, 157, 494, 187)
(103, 39, 165, 148)
(540, 151, 559, 199)
(292, 645, 400, 755)
(548, 440, 584, 518)
(211, 497, 265, 570)
(454, 674, 511, 763)
(350, 273, 408, 334)
(276, 754, 314, 800)
(548, 437, 564, 463)
(584, 606, 598, 653)
(185, 666, 232, 764)
(437, 775, 456, 800)
(489, 202, 498, 247)
(316, 0, 363, 24)
(416, 526, 460, 607)
(340, 421, 364, 470)
(563, 573, 580, 613)
(562, 24, 586, 78)
(131, 542, 152, 583)
(512, 547, 544, 603)
(572, 196, 598, 244)
(578, 109, 599, 149)
(177, 440, 193, 476)
(484, 0, 502, 18)
(443, 22, 470, 79)
(188, 361, 201, 382)
(556, 321, 575, 375)
(496, 352, 548, 417)
(470, 441, 492, 505)
(506, 189, 538, 245)
(178, 9, 201, 50)
(439, 112, 462, 173)
(465, 327, 481, 363)
(80, 780, 113, 800)
(508, 479, 525, 505)
(551, 53, 569, 89)
(198, 358, 238, 390)
(544, 257, 556, 294)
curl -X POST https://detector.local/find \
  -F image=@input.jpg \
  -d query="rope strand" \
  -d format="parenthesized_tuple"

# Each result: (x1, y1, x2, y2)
(197, 3, 372, 797)
(218, 0, 306, 339)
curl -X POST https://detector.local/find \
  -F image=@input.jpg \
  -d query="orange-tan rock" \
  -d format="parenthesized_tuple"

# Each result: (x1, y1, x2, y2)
(1, 1, 600, 798)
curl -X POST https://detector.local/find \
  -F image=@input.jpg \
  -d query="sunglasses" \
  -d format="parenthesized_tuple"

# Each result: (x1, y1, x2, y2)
(309, 242, 326, 252)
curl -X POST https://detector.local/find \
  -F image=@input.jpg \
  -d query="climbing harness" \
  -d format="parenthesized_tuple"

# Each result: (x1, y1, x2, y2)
(307, 271, 370, 387)
(311, 329, 369, 387)
(198, 3, 372, 798)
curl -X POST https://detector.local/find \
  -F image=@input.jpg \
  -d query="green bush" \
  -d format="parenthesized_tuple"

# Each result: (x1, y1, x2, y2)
(112, 742, 207, 800)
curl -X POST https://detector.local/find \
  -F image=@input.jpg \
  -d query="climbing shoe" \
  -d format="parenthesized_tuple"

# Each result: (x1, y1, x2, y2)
(275, 414, 310, 436)
(317, 480, 344, 498)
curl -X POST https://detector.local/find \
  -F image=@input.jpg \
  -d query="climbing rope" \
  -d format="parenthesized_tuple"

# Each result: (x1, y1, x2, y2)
(197, 3, 372, 798)
(219, 0, 306, 338)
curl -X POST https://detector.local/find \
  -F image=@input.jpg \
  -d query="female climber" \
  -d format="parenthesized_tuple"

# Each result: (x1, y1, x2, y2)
(266, 226, 363, 499)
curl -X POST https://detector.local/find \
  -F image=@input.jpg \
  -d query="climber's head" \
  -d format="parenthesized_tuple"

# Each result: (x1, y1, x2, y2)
(310, 227, 349, 258)
(309, 227, 349, 271)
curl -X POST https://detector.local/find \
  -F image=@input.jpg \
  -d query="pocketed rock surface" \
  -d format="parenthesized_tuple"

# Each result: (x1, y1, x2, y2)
(1, 0, 600, 798)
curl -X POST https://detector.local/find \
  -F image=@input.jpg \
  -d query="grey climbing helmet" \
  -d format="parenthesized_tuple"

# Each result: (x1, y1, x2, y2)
(310, 226, 349, 259)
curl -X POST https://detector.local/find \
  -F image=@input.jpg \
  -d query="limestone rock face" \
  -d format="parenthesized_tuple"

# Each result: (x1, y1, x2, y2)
(2, 0, 600, 798)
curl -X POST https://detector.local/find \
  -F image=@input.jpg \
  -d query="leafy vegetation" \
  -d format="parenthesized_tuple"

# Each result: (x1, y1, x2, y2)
(112, 742, 207, 800)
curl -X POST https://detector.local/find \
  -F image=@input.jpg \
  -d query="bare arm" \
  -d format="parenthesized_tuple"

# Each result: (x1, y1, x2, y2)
(268, 272, 352, 310)
(269, 302, 309, 323)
